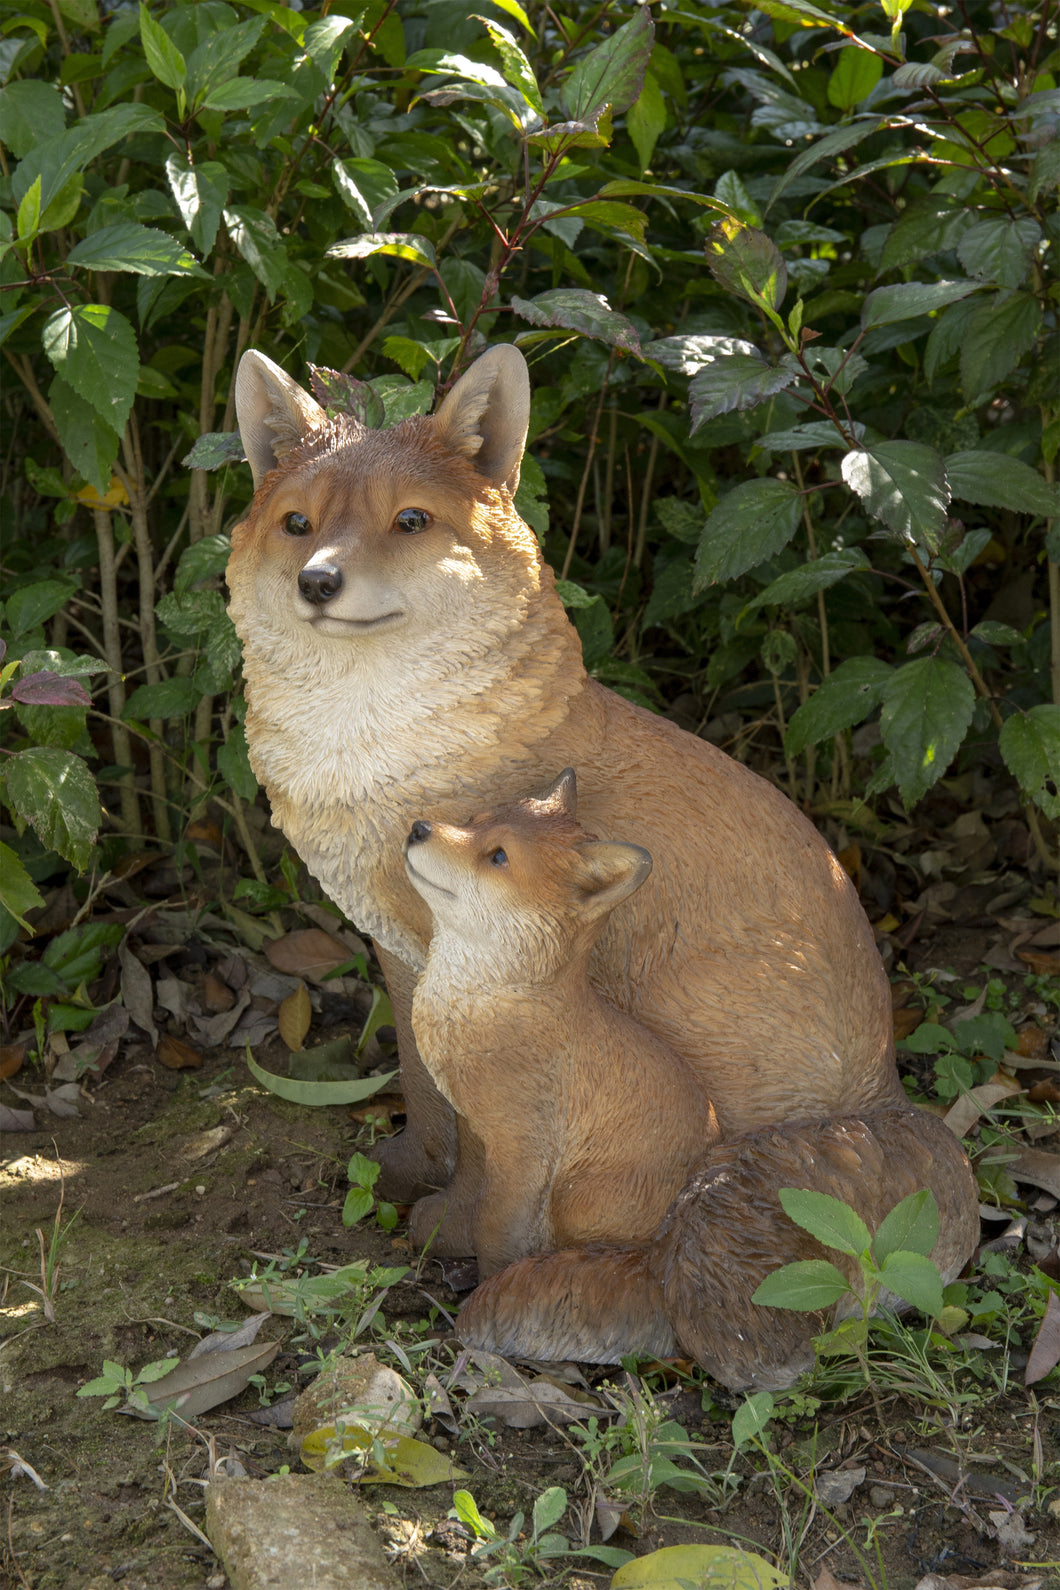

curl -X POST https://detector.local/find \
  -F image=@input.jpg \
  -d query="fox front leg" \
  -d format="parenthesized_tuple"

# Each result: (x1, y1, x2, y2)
(369, 945, 458, 1202)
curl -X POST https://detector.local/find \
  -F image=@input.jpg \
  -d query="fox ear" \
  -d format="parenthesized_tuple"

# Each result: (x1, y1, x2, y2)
(529, 767, 577, 818)
(433, 345, 531, 494)
(574, 841, 653, 917)
(235, 351, 327, 489)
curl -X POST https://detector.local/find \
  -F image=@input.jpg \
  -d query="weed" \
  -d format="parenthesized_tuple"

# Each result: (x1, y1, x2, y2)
(449, 1485, 628, 1585)
(76, 1356, 177, 1415)
(343, 1150, 398, 1233)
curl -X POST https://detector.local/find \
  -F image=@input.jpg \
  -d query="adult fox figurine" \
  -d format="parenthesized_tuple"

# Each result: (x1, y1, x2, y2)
(402, 771, 977, 1390)
(227, 343, 978, 1289)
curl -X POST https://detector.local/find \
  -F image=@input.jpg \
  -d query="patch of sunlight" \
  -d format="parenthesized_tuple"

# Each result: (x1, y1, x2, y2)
(2, 1156, 87, 1187)
(0, 1298, 42, 1323)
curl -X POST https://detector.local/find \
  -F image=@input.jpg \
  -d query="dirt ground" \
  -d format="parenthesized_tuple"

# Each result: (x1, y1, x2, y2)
(2, 832, 1060, 1590)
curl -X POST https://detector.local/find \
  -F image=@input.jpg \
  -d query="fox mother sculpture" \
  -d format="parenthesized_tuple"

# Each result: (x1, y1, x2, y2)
(226, 343, 979, 1390)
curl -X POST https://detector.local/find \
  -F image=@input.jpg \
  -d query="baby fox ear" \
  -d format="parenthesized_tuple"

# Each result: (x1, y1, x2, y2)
(574, 841, 653, 917)
(236, 351, 327, 488)
(432, 345, 531, 494)
(529, 767, 577, 818)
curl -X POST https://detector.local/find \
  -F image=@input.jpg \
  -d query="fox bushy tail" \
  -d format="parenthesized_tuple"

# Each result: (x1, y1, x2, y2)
(456, 1108, 978, 1391)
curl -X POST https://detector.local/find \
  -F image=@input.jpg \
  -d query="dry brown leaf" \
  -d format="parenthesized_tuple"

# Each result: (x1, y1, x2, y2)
(837, 843, 861, 886)
(278, 982, 312, 1051)
(1010, 1146, 1060, 1201)
(202, 972, 236, 1013)
(158, 1035, 203, 1070)
(119, 938, 158, 1047)
(0, 1043, 26, 1081)
(186, 818, 223, 850)
(1018, 949, 1060, 976)
(0, 1102, 35, 1131)
(1027, 1080, 1060, 1104)
(349, 1093, 406, 1127)
(1016, 1024, 1051, 1060)
(133, 1340, 279, 1420)
(265, 928, 352, 983)
(1025, 1287, 1060, 1386)
(815, 1570, 868, 1590)
(942, 1079, 1023, 1139)
(893, 1006, 922, 1042)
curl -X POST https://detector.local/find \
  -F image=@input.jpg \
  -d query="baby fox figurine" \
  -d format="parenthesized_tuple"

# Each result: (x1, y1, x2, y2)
(404, 768, 721, 1273)
(404, 770, 979, 1390)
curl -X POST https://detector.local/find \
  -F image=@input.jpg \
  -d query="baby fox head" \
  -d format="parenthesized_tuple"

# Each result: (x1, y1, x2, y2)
(227, 346, 542, 669)
(405, 769, 653, 984)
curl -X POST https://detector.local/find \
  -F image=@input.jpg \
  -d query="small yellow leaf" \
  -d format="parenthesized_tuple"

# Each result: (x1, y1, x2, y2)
(612, 1544, 789, 1590)
(76, 475, 129, 509)
(301, 1423, 469, 1487)
(278, 981, 312, 1051)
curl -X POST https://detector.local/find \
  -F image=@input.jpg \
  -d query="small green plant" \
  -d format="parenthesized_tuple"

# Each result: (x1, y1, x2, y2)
(343, 1151, 398, 1232)
(450, 1485, 627, 1584)
(77, 1355, 177, 1413)
(574, 1377, 722, 1531)
(752, 1188, 945, 1385)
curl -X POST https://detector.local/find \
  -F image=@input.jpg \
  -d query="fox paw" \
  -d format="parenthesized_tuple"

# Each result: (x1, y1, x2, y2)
(367, 1129, 453, 1204)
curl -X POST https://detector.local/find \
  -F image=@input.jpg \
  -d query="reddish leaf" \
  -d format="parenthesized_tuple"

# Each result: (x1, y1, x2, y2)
(0, 1043, 26, 1081)
(11, 671, 91, 707)
(265, 928, 352, 983)
(158, 1035, 203, 1070)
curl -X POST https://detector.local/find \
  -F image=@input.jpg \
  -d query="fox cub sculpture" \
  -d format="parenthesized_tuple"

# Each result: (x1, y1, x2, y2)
(403, 772, 979, 1390)
(227, 342, 979, 1331)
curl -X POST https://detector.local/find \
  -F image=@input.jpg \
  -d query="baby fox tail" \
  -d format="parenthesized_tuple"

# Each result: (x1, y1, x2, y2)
(457, 1242, 675, 1365)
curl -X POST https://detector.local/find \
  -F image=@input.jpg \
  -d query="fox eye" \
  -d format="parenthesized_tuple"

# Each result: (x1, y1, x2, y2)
(489, 848, 508, 868)
(283, 511, 312, 537)
(395, 507, 431, 534)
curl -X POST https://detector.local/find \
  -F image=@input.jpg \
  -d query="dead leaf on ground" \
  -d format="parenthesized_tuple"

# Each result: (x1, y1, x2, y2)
(942, 1080, 1023, 1139)
(7, 1082, 82, 1119)
(457, 1349, 603, 1429)
(349, 1093, 405, 1129)
(180, 1125, 234, 1162)
(893, 1007, 923, 1041)
(1018, 949, 1060, 976)
(815, 1570, 868, 1590)
(914, 1576, 1045, 1590)
(278, 982, 312, 1051)
(119, 937, 158, 1046)
(158, 1035, 203, 1070)
(1009, 1146, 1060, 1201)
(188, 1311, 270, 1359)
(814, 1465, 866, 1506)
(187, 988, 252, 1048)
(1016, 1025, 1051, 1060)
(0, 1103, 35, 1131)
(988, 1510, 1036, 1553)
(156, 976, 192, 1021)
(1025, 1288, 1060, 1386)
(0, 1044, 26, 1081)
(265, 928, 355, 983)
(202, 972, 236, 1013)
(126, 1340, 279, 1421)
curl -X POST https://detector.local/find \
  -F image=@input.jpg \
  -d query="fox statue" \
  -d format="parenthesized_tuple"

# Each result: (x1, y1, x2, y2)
(402, 772, 979, 1390)
(226, 342, 979, 1375)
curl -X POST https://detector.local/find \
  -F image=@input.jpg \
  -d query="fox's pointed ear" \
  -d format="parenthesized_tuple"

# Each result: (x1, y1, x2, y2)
(529, 768, 577, 818)
(235, 351, 327, 489)
(574, 841, 653, 917)
(433, 345, 530, 494)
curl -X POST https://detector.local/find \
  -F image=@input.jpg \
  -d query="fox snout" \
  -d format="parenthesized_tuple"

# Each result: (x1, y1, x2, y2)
(298, 558, 343, 605)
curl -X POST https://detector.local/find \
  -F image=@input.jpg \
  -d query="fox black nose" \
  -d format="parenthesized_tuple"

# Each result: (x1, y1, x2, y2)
(298, 562, 343, 604)
(408, 820, 432, 845)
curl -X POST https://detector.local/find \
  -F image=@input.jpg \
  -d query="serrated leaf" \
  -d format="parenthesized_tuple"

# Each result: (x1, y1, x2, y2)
(751, 1260, 852, 1311)
(5, 748, 100, 871)
(628, 70, 666, 171)
(961, 292, 1042, 402)
(333, 158, 400, 229)
(203, 78, 297, 111)
(476, 16, 542, 113)
(224, 206, 287, 297)
(138, 2, 186, 94)
(4, 580, 78, 638)
(827, 46, 883, 110)
(122, 676, 203, 720)
(744, 549, 870, 614)
(956, 216, 1041, 289)
(693, 479, 802, 589)
(67, 223, 206, 278)
(841, 442, 949, 550)
(0, 81, 66, 158)
(873, 1189, 939, 1263)
(1000, 706, 1060, 819)
(689, 356, 797, 429)
(182, 432, 246, 471)
(42, 305, 139, 438)
(707, 219, 787, 314)
(612, 1542, 788, 1589)
(860, 279, 978, 329)
(755, 421, 860, 452)
(946, 450, 1060, 517)
(11, 671, 90, 707)
(880, 657, 976, 806)
(50, 378, 121, 498)
(0, 840, 45, 928)
(165, 154, 229, 256)
(327, 231, 437, 268)
(560, 6, 653, 122)
(778, 1187, 871, 1256)
(217, 724, 258, 801)
(511, 289, 640, 352)
(878, 1251, 944, 1317)
(785, 657, 893, 757)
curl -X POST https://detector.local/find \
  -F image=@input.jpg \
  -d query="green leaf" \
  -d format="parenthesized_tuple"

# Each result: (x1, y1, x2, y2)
(693, 479, 802, 589)
(11, 104, 165, 220)
(860, 279, 979, 330)
(611, 1542, 789, 1590)
(245, 1048, 398, 1106)
(67, 223, 207, 278)
(182, 432, 246, 471)
(0, 840, 45, 928)
(0, 81, 66, 158)
(751, 1260, 852, 1311)
(729, 1392, 775, 1452)
(301, 1423, 468, 1486)
(5, 580, 78, 638)
(785, 657, 893, 758)
(827, 46, 883, 111)
(777, 1187, 871, 1256)
(689, 354, 797, 429)
(342, 1187, 375, 1225)
(510, 289, 640, 353)
(628, 71, 666, 171)
(840, 442, 949, 550)
(165, 155, 229, 256)
(333, 159, 401, 230)
(946, 450, 1060, 517)
(138, 2, 186, 94)
(42, 305, 139, 438)
(327, 231, 437, 269)
(533, 1486, 568, 1536)
(769, 117, 885, 208)
(744, 549, 870, 614)
(897, 1021, 958, 1056)
(49, 378, 121, 498)
(879, 203, 971, 272)
(706, 220, 787, 315)
(224, 206, 287, 298)
(122, 677, 203, 720)
(873, 1190, 939, 1264)
(755, 421, 857, 452)
(878, 1251, 944, 1317)
(5, 748, 100, 871)
(217, 724, 258, 801)
(173, 534, 231, 595)
(560, 6, 654, 122)
(879, 658, 976, 806)
(956, 216, 1041, 290)
(1000, 706, 1060, 819)
(960, 292, 1042, 403)
(477, 16, 543, 113)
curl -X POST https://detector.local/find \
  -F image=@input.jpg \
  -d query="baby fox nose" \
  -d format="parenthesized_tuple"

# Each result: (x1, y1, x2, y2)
(408, 820, 432, 845)
(298, 561, 343, 604)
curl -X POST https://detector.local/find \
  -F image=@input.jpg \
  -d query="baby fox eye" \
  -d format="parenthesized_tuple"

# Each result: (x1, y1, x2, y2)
(489, 848, 508, 867)
(283, 511, 312, 537)
(395, 507, 431, 534)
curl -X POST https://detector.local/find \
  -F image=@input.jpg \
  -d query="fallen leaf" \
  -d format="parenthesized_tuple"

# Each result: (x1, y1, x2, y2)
(1018, 949, 1060, 976)
(188, 1312, 270, 1359)
(244, 1048, 395, 1105)
(265, 928, 354, 983)
(814, 1465, 866, 1506)
(158, 1035, 203, 1070)
(942, 1080, 1023, 1138)
(186, 818, 223, 850)
(156, 977, 192, 1020)
(1016, 1025, 1051, 1060)
(301, 1424, 468, 1486)
(0, 1043, 26, 1081)
(202, 972, 236, 1013)
(596, 1491, 631, 1542)
(129, 1340, 279, 1420)
(988, 1510, 1036, 1553)
(278, 982, 312, 1051)
(0, 1103, 35, 1131)
(1010, 1147, 1060, 1201)
(119, 938, 158, 1046)
(611, 1543, 789, 1589)
(814, 1571, 868, 1590)
(188, 988, 252, 1047)
(180, 1125, 234, 1162)
(893, 1007, 923, 1041)
(459, 1350, 601, 1429)
(1025, 1289, 1060, 1386)
(349, 1093, 406, 1129)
